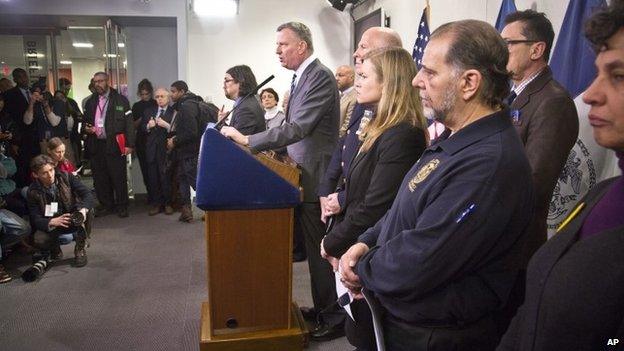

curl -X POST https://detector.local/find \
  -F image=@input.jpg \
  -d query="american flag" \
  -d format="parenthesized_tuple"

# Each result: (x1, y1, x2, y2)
(412, 5, 430, 69)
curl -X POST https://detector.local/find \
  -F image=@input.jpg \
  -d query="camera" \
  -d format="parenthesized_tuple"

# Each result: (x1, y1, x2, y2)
(70, 211, 85, 227)
(22, 253, 51, 282)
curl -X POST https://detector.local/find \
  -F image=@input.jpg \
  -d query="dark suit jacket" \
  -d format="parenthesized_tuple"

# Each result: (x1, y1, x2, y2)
(230, 95, 265, 135)
(318, 103, 365, 206)
(83, 89, 135, 156)
(248, 58, 339, 202)
(3, 86, 30, 145)
(142, 105, 173, 164)
(498, 177, 624, 351)
(511, 66, 579, 264)
(323, 122, 426, 257)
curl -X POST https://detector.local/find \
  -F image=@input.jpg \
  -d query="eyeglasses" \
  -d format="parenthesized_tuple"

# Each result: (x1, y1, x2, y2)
(504, 39, 539, 46)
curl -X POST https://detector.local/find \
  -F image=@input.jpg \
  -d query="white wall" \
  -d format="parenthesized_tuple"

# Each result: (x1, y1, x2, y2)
(351, 0, 568, 54)
(125, 26, 178, 103)
(186, 0, 352, 109)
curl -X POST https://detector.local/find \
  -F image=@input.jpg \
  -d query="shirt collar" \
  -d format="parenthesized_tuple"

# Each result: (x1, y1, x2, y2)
(294, 55, 317, 87)
(341, 86, 354, 96)
(512, 67, 545, 97)
(429, 109, 511, 156)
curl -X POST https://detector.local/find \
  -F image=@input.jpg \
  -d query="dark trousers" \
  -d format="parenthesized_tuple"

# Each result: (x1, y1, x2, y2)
(147, 152, 171, 207)
(91, 140, 128, 210)
(176, 156, 197, 206)
(383, 314, 499, 351)
(135, 136, 151, 202)
(299, 202, 345, 326)
(346, 299, 376, 351)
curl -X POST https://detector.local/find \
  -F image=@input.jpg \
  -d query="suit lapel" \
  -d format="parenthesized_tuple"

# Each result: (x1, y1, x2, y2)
(511, 66, 553, 111)
(539, 179, 616, 276)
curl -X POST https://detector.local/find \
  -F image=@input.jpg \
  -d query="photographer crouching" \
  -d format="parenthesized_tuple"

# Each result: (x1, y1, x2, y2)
(27, 155, 93, 267)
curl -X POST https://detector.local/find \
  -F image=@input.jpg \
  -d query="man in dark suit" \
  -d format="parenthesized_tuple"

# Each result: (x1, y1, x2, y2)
(3, 68, 34, 187)
(220, 21, 341, 341)
(220, 65, 266, 135)
(143, 87, 174, 216)
(498, 3, 624, 349)
(501, 11, 579, 263)
(83, 72, 135, 218)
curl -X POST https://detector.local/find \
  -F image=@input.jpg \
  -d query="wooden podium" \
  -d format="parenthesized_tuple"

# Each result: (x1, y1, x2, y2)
(196, 129, 307, 351)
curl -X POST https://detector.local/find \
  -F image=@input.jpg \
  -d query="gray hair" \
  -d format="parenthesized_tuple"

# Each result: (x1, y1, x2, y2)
(277, 22, 314, 53)
(431, 20, 510, 109)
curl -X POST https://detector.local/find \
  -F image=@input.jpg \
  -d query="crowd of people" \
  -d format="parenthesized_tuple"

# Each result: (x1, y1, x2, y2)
(0, 2, 622, 350)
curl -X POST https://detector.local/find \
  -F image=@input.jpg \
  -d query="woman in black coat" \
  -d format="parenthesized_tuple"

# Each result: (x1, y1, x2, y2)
(320, 47, 428, 350)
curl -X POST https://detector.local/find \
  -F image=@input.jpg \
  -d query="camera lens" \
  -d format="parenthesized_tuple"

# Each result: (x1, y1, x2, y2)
(70, 211, 85, 226)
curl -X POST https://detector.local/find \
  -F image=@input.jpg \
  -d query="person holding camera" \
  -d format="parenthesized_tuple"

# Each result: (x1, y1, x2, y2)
(23, 84, 63, 155)
(27, 154, 93, 267)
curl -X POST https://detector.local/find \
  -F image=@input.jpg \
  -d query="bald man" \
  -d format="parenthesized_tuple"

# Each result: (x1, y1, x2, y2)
(315, 26, 403, 346)
(335, 65, 356, 136)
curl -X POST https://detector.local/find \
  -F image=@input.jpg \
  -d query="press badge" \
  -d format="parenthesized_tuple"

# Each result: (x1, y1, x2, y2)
(510, 110, 521, 125)
(45, 202, 58, 217)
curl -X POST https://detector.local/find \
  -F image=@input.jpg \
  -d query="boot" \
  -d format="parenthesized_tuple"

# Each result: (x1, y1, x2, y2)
(178, 205, 193, 223)
(50, 243, 63, 261)
(73, 230, 88, 267)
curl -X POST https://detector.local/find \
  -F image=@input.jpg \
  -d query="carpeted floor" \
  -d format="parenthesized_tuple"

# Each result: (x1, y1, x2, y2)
(0, 201, 351, 351)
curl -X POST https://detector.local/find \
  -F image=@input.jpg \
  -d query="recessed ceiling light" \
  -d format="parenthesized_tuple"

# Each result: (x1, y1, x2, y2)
(117, 43, 125, 48)
(67, 26, 103, 30)
(194, 0, 238, 17)
(73, 42, 94, 48)
(103, 54, 118, 58)
(60, 60, 73, 65)
(29, 66, 43, 70)
(26, 53, 45, 58)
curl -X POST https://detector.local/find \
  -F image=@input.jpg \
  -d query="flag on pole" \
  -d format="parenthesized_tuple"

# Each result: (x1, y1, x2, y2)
(547, 0, 618, 237)
(495, 0, 517, 32)
(412, 2, 430, 70)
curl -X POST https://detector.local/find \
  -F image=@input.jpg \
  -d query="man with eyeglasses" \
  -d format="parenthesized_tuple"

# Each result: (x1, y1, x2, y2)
(498, 9, 579, 333)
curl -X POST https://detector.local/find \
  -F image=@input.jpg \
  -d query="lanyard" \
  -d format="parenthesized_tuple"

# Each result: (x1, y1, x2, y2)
(97, 97, 109, 118)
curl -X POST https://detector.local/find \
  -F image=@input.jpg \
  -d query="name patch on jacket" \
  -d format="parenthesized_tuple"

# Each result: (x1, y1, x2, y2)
(408, 159, 440, 192)
(115, 105, 124, 112)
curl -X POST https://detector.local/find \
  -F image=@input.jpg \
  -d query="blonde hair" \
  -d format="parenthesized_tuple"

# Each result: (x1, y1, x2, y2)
(360, 47, 428, 152)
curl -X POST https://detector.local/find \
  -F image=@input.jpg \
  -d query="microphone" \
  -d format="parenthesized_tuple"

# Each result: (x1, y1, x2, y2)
(215, 74, 275, 129)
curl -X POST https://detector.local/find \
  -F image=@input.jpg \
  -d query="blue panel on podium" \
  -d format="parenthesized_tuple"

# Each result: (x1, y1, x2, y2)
(195, 128, 300, 210)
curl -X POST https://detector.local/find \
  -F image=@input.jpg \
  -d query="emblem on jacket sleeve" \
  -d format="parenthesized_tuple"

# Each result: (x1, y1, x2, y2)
(408, 159, 440, 192)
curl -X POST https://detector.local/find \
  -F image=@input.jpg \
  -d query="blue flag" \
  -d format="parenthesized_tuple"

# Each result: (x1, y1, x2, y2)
(412, 5, 430, 69)
(550, 0, 606, 98)
(495, 0, 517, 32)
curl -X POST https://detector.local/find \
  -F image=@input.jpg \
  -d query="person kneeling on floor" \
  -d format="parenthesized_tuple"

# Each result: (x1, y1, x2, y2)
(27, 154, 93, 267)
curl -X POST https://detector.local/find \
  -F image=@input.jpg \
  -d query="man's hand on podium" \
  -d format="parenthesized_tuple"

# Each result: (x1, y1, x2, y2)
(220, 126, 249, 146)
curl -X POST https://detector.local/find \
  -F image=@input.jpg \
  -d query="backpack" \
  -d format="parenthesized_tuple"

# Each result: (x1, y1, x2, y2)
(193, 100, 220, 133)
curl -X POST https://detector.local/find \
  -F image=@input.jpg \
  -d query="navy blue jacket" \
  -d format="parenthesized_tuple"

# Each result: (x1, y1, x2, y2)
(317, 103, 367, 206)
(356, 109, 534, 325)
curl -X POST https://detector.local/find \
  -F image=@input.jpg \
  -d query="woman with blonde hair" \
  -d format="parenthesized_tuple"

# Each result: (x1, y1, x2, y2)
(47, 137, 76, 174)
(319, 46, 428, 349)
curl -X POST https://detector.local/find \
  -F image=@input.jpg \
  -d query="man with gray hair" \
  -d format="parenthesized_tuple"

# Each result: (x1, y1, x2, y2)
(340, 20, 534, 350)
(220, 21, 341, 341)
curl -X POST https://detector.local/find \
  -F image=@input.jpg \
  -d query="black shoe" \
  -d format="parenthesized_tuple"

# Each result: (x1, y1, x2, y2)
(117, 208, 129, 218)
(300, 306, 318, 322)
(310, 322, 345, 342)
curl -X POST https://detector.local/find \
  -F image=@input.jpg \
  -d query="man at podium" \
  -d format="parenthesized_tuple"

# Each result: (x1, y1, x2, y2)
(220, 21, 342, 341)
